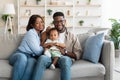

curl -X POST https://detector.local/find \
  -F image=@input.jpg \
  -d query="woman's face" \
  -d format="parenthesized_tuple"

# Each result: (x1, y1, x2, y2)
(33, 17, 44, 33)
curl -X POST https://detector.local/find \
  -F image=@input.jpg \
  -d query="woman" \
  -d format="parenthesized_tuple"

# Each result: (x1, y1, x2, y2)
(9, 15, 44, 80)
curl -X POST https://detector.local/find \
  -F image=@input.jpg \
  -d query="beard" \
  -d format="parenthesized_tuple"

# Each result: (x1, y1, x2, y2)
(55, 24, 66, 33)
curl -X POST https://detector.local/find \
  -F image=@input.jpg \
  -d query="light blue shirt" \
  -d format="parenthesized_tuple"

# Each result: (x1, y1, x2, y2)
(18, 28, 44, 56)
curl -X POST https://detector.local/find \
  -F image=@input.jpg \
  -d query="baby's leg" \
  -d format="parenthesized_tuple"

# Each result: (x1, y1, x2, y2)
(50, 57, 59, 69)
(52, 57, 59, 65)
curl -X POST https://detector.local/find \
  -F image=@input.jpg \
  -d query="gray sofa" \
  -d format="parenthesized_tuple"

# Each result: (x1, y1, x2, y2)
(0, 32, 114, 80)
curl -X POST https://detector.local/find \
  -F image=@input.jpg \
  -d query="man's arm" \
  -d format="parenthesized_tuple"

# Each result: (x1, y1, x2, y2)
(63, 32, 82, 60)
(58, 47, 77, 60)
(41, 26, 51, 46)
(65, 51, 77, 60)
(41, 32, 47, 46)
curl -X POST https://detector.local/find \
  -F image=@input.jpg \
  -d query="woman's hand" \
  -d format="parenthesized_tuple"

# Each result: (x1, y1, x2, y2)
(43, 43, 51, 48)
(43, 43, 54, 48)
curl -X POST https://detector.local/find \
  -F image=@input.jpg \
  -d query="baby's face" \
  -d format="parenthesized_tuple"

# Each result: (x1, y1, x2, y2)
(50, 30, 59, 41)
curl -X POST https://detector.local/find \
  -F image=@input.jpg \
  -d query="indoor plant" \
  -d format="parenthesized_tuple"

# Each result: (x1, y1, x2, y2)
(47, 9, 53, 16)
(109, 19, 120, 57)
(1, 14, 13, 34)
(79, 20, 84, 26)
(87, 0, 91, 5)
(36, 0, 41, 5)
(1, 14, 10, 22)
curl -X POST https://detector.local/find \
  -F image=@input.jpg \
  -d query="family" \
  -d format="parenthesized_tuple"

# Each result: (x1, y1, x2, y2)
(9, 12, 82, 80)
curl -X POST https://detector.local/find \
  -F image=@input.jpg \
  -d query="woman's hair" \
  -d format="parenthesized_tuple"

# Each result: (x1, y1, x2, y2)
(26, 14, 44, 31)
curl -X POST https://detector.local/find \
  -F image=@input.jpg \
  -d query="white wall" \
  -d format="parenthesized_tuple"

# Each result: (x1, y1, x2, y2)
(0, 0, 120, 33)
(102, 0, 120, 28)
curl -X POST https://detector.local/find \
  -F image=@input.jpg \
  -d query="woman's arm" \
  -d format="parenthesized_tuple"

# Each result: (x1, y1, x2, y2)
(42, 43, 54, 48)
(26, 32, 44, 56)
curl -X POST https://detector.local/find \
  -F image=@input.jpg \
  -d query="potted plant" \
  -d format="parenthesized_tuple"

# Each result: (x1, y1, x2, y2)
(36, 0, 41, 5)
(1, 14, 10, 23)
(47, 9, 53, 16)
(79, 20, 84, 26)
(109, 19, 120, 57)
(87, 0, 91, 5)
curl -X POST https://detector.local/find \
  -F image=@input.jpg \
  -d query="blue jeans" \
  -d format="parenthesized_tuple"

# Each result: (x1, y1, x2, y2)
(32, 55, 72, 80)
(9, 51, 36, 80)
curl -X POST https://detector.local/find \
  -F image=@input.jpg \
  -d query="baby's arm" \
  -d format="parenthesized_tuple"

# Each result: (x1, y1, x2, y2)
(55, 43, 66, 48)
(43, 43, 54, 48)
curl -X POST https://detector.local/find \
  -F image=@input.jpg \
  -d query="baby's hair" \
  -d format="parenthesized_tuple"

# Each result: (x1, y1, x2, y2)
(48, 28, 59, 37)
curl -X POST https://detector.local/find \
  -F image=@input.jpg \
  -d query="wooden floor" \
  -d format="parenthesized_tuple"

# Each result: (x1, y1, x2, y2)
(113, 58, 120, 80)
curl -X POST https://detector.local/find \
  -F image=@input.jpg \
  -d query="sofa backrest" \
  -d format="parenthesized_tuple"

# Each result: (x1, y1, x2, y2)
(77, 32, 95, 50)
(0, 34, 24, 59)
(0, 32, 98, 60)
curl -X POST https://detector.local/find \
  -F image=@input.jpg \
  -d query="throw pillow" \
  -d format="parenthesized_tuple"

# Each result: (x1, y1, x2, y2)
(77, 32, 95, 49)
(82, 33, 104, 63)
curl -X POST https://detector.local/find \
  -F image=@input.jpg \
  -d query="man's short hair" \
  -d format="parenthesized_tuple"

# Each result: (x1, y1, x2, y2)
(53, 12, 65, 19)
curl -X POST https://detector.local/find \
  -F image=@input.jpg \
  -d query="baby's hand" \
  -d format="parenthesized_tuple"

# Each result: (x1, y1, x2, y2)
(54, 43, 59, 46)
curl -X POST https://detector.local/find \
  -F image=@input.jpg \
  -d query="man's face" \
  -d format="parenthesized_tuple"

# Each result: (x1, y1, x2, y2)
(53, 16, 66, 32)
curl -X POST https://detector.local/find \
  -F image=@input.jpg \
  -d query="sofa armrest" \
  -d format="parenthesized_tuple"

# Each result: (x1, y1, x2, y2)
(101, 40, 115, 80)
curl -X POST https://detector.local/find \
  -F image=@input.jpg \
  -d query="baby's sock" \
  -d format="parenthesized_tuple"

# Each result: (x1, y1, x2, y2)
(50, 64, 55, 69)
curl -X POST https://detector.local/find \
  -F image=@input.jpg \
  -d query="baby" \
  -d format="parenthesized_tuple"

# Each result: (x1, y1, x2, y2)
(43, 28, 65, 69)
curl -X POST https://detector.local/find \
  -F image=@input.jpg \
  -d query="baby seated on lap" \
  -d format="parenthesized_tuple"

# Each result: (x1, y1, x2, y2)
(43, 28, 65, 69)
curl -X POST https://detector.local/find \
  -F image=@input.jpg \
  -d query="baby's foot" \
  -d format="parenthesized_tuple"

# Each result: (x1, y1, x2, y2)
(50, 64, 55, 69)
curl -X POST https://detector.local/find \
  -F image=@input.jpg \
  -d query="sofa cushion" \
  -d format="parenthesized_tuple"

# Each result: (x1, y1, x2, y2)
(0, 60, 105, 80)
(0, 60, 12, 78)
(71, 60, 105, 78)
(43, 60, 105, 80)
(82, 33, 104, 63)
(0, 34, 23, 59)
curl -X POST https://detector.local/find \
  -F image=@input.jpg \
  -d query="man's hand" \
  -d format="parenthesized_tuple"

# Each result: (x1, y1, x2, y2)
(57, 46, 65, 55)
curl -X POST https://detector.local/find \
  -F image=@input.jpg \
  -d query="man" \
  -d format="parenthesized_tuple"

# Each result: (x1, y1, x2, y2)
(32, 12, 82, 80)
